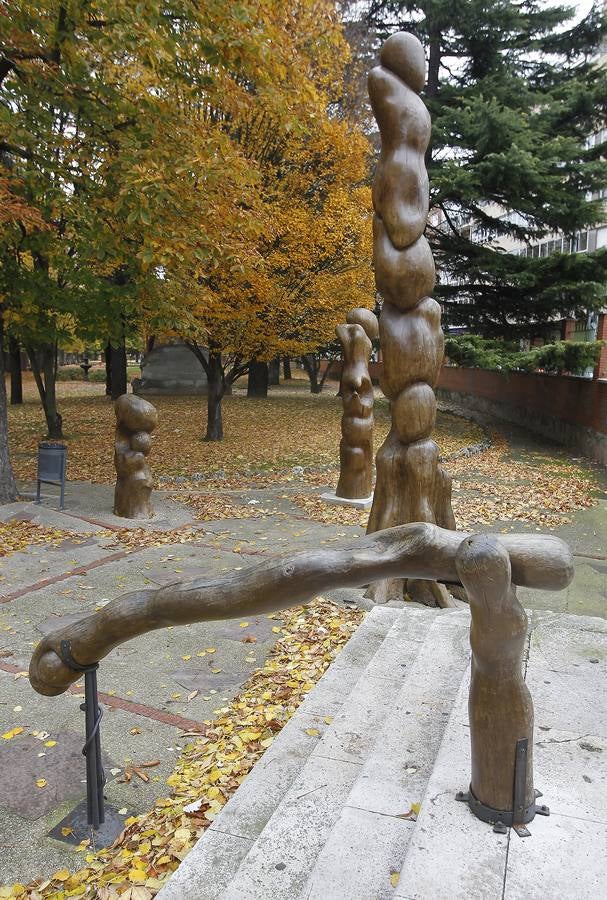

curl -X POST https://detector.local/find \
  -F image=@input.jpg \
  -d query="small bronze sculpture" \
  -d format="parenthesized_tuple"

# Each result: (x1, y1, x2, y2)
(366, 33, 455, 605)
(113, 394, 158, 519)
(456, 535, 547, 833)
(335, 308, 379, 500)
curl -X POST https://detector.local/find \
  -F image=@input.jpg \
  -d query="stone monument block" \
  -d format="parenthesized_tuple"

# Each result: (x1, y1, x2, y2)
(132, 343, 208, 395)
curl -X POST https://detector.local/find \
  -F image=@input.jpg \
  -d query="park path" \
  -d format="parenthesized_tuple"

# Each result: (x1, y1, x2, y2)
(0, 414, 605, 886)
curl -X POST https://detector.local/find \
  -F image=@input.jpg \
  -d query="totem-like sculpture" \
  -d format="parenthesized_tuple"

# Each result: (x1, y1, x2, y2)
(335, 307, 379, 500)
(113, 394, 158, 519)
(455, 535, 548, 832)
(366, 32, 455, 605)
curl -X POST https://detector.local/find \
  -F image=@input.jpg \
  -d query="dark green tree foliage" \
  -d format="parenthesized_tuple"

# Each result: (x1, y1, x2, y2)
(367, 1, 607, 335)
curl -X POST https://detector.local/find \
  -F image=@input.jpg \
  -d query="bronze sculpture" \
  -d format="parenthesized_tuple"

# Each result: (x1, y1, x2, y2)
(335, 308, 379, 500)
(366, 33, 455, 605)
(28, 33, 577, 846)
(29, 525, 572, 697)
(113, 394, 158, 519)
(456, 534, 548, 832)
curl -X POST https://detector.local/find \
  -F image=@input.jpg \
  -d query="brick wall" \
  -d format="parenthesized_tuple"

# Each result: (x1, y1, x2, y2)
(319, 358, 607, 464)
(437, 366, 607, 465)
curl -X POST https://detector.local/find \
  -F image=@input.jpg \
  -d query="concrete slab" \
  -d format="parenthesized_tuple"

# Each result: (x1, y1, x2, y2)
(295, 608, 400, 718)
(220, 755, 362, 900)
(394, 681, 509, 900)
(157, 830, 253, 900)
(204, 711, 331, 843)
(18, 481, 198, 532)
(533, 728, 607, 823)
(504, 813, 607, 899)
(526, 613, 607, 735)
(0, 729, 110, 820)
(311, 672, 404, 766)
(303, 805, 415, 900)
(346, 618, 469, 819)
(0, 502, 105, 533)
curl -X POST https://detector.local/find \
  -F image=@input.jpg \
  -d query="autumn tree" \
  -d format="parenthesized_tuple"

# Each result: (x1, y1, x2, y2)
(145, 2, 374, 438)
(2, 2, 374, 448)
(1, 2, 273, 436)
(364, 0, 607, 334)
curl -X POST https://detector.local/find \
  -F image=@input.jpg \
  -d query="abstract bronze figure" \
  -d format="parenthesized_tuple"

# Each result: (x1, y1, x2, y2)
(113, 394, 158, 519)
(455, 535, 548, 833)
(366, 32, 455, 605)
(335, 308, 379, 500)
(29, 525, 572, 697)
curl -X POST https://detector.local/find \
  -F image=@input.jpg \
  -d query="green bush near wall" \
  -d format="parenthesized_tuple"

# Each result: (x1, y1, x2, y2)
(444, 335, 603, 376)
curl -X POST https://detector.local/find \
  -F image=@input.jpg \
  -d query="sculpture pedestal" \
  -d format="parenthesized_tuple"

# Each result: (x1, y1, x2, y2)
(320, 491, 373, 510)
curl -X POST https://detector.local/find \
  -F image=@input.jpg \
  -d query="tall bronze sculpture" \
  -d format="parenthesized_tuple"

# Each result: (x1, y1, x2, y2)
(366, 33, 455, 606)
(335, 307, 379, 500)
(113, 394, 158, 519)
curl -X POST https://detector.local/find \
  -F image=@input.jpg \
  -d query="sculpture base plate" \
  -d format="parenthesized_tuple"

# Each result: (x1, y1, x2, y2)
(320, 491, 373, 510)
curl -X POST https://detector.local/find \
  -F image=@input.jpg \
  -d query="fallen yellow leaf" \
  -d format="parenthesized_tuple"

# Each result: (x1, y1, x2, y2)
(53, 869, 70, 881)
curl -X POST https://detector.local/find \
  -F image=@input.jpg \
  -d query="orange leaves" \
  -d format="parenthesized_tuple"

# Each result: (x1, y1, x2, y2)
(0, 520, 81, 558)
(21, 598, 362, 897)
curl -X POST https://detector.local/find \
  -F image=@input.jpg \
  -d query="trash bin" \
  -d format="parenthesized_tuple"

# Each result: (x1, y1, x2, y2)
(36, 442, 67, 510)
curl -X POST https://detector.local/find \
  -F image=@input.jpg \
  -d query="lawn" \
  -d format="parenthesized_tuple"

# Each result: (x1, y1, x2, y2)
(7, 376, 483, 486)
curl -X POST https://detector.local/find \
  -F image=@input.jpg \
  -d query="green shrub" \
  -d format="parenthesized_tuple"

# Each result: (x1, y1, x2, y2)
(444, 335, 603, 375)
(56, 366, 86, 381)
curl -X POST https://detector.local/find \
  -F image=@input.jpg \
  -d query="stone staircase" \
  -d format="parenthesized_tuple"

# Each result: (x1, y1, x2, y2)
(157, 605, 607, 899)
(157, 606, 471, 899)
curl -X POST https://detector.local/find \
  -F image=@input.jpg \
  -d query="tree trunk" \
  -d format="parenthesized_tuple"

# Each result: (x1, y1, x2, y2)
(9, 337, 23, 405)
(105, 341, 112, 396)
(247, 360, 269, 397)
(110, 342, 127, 400)
(205, 352, 225, 441)
(268, 357, 280, 386)
(282, 357, 292, 380)
(26, 343, 63, 439)
(301, 354, 327, 393)
(0, 316, 18, 501)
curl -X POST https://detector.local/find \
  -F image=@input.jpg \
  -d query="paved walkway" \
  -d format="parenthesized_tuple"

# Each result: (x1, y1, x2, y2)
(0, 416, 605, 886)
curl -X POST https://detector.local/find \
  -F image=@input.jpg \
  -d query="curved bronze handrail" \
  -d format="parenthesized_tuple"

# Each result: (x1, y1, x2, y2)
(29, 523, 573, 697)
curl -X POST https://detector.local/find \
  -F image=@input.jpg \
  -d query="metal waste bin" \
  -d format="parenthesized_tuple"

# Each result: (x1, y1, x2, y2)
(36, 442, 67, 510)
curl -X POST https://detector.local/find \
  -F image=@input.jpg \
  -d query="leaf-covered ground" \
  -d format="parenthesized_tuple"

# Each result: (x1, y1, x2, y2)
(7, 600, 362, 899)
(289, 430, 601, 532)
(0, 521, 85, 557)
(2, 378, 604, 898)
(7, 379, 482, 486)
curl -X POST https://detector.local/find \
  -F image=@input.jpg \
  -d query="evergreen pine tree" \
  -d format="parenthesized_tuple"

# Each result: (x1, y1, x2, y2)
(363, 0, 607, 335)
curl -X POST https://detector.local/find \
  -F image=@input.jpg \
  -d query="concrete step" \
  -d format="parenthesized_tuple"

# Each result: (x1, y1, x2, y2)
(159, 608, 607, 900)
(301, 611, 470, 900)
(393, 609, 607, 900)
(215, 609, 441, 900)
(216, 611, 466, 900)
(157, 605, 414, 900)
